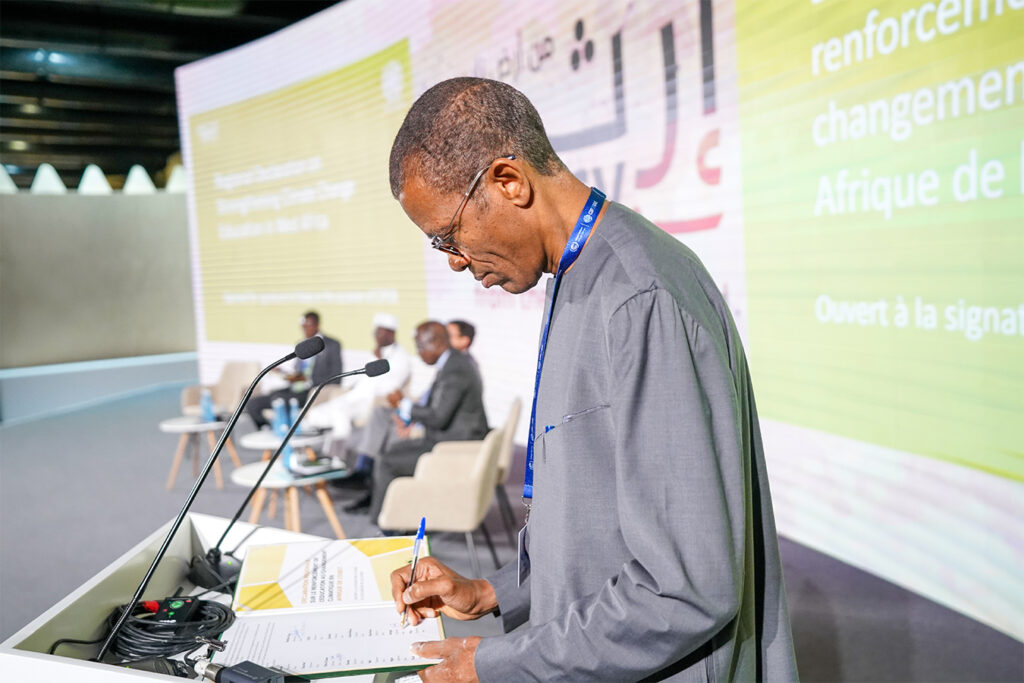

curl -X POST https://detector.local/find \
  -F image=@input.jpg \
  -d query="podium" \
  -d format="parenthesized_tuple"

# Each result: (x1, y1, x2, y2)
(0, 514, 407, 681)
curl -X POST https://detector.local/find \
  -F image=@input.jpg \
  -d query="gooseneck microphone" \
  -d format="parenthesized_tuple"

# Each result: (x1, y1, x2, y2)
(190, 359, 391, 589)
(96, 337, 326, 662)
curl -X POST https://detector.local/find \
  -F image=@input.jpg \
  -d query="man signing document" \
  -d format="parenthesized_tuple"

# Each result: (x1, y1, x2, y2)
(388, 77, 798, 683)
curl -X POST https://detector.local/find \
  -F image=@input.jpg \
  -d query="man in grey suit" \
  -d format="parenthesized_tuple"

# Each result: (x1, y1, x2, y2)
(246, 310, 342, 429)
(361, 320, 489, 524)
(387, 78, 798, 682)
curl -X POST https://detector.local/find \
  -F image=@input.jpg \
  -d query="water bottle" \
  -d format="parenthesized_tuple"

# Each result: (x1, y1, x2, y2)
(271, 397, 294, 473)
(271, 398, 288, 437)
(200, 388, 216, 423)
(288, 397, 300, 429)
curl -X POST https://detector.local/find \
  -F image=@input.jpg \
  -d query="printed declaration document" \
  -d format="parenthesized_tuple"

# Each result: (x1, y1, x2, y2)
(217, 537, 442, 676)
(216, 604, 441, 675)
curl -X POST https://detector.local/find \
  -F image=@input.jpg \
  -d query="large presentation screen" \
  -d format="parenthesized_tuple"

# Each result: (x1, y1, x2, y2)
(176, 0, 1023, 639)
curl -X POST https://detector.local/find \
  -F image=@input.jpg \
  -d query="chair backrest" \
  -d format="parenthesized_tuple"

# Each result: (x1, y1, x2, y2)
(378, 427, 502, 534)
(312, 383, 345, 407)
(212, 361, 261, 410)
(495, 397, 522, 484)
(469, 427, 504, 525)
(179, 384, 201, 413)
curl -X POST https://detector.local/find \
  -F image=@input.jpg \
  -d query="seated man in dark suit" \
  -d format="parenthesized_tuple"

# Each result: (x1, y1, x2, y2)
(343, 320, 488, 524)
(245, 310, 343, 429)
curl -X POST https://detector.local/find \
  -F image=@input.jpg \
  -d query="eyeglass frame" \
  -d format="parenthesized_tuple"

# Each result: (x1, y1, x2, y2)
(429, 154, 516, 258)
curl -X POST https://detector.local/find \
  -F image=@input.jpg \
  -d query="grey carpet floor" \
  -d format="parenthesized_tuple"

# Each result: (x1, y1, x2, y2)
(1, 386, 1020, 681)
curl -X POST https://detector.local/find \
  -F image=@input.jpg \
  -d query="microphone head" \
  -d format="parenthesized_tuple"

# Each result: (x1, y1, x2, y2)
(364, 359, 390, 377)
(295, 336, 325, 360)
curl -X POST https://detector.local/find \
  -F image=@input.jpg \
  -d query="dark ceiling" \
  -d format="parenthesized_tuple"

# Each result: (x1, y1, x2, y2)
(0, 0, 338, 190)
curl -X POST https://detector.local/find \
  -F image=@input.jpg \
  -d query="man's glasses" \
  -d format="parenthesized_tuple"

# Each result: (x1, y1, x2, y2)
(430, 154, 516, 258)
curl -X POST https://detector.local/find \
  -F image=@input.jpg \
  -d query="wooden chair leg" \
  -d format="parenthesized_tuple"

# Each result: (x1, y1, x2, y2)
(315, 482, 346, 539)
(282, 488, 292, 530)
(225, 437, 243, 468)
(166, 434, 189, 490)
(249, 488, 267, 524)
(191, 434, 200, 478)
(212, 460, 224, 489)
(206, 432, 224, 489)
(287, 487, 301, 533)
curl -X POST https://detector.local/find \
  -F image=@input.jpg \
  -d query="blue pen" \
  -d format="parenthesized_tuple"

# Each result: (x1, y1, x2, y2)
(402, 517, 426, 627)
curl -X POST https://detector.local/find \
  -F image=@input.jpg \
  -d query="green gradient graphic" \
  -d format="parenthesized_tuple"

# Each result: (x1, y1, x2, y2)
(736, 1, 1024, 480)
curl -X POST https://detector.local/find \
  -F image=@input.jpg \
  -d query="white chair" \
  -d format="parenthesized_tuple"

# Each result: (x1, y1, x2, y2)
(491, 397, 522, 542)
(179, 361, 260, 468)
(417, 398, 523, 544)
(377, 428, 504, 577)
(180, 361, 261, 418)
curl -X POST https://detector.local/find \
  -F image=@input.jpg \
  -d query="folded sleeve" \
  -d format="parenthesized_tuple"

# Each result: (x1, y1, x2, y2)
(475, 287, 749, 681)
(486, 559, 531, 632)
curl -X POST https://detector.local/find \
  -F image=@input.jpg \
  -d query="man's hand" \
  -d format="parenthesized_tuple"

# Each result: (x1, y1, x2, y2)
(392, 413, 412, 439)
(386, 389, 404, 408)
(391, 557, 497, 626)
(413, 637, 481, 682)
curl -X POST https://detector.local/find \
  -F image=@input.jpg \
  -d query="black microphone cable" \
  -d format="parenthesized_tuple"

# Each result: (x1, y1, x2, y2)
(102, 599, 234, 662)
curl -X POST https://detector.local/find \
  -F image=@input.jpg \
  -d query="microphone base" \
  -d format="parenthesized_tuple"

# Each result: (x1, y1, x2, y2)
(188, 550, 242, 592)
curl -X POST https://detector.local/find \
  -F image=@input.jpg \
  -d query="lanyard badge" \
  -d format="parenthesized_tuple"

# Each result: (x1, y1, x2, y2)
(522, 187, 605, 510)
(518, 187, 604, 586)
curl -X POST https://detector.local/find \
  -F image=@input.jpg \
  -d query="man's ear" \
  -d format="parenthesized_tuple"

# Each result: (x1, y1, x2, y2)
(490, 157, 532, 208)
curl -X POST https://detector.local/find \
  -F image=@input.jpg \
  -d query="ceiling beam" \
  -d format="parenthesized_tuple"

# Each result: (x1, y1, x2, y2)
(0, 37, 208, 64)
(0, 131, 178, 148)
(0, 79, 177, 115)
(0, 46, 176, 92)
(0, 103, 178, 132)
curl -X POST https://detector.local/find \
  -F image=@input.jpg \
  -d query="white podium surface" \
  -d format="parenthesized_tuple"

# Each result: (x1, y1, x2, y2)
(0, 513, 325, 680)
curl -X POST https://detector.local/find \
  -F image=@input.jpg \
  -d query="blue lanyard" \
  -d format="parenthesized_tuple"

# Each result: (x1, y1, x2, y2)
(523, 187, 605, 503)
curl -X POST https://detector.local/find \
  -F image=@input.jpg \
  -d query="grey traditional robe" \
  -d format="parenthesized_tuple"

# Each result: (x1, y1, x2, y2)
(473, 203, 798, 681)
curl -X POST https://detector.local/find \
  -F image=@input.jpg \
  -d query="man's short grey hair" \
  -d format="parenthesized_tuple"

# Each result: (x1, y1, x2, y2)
(389, 77, 565, 199)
